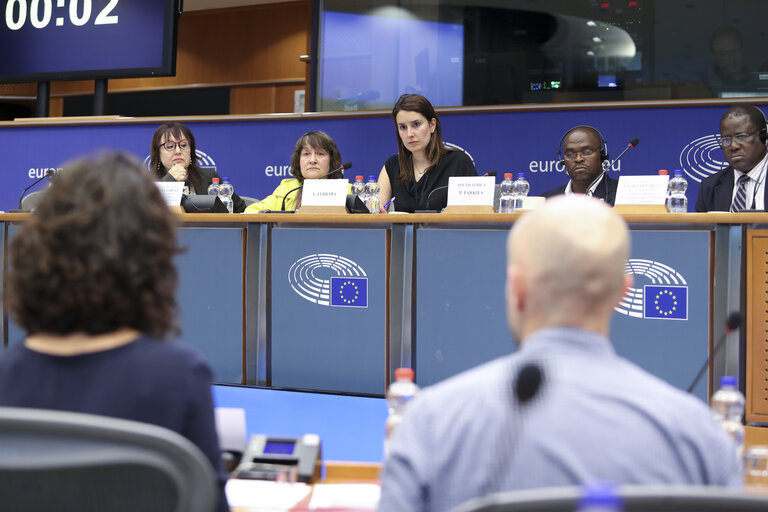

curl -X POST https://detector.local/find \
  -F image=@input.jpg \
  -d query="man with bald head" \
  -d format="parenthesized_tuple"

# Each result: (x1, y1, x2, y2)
(379, 197, 741, 512)
(542, 126, 618, 205)
(696, 104, 768, 212)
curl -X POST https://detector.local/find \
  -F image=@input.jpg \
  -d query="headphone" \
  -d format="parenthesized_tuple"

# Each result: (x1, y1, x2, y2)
(557, 125, 609, 164)
(758, 107, 768, 145)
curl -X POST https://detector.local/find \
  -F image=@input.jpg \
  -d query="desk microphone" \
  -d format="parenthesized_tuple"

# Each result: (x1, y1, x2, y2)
(18, 169, 54, 210)
(280, 162, 352, 211)
(584, 137, 639, 197)
(515, 363, 544, 404)
(686, 311, 742, 394)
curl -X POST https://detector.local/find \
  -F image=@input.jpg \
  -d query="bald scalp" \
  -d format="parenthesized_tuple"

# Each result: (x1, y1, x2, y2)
(507, 197, 629, 324)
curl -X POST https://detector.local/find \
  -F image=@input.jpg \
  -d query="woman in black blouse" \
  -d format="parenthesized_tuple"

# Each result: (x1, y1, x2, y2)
(377, 94, 477, 212)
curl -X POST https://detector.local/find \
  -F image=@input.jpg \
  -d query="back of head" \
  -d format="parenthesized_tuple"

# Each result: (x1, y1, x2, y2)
(7, 152, 180, 338)
(507, 196, 629, 325)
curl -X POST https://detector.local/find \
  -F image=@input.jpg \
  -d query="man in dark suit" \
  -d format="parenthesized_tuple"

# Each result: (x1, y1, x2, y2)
(542, 126, 618, 206)
(695, 104, 768, 212)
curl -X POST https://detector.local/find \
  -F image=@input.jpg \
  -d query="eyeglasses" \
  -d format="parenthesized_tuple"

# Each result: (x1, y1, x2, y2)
(563, 148, 599, 160)
(719, 129, 762, 147)
(159, 141, 189, 152)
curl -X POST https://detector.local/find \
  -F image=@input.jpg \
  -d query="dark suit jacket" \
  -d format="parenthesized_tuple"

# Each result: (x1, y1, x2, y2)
(541, 175, 619, 206)
(695, 166, 768, 212)
(160, 166, 246, 213)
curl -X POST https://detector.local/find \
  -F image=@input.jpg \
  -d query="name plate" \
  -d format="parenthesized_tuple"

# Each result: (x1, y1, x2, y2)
(614, 175, 669, 205)
(155, 181, 184, 206)
(302, 179, 349, 207)
(447, 176, 495, 206)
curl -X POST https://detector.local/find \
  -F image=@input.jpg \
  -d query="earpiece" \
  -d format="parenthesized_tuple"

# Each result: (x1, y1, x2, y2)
(557, 125, 609, 163)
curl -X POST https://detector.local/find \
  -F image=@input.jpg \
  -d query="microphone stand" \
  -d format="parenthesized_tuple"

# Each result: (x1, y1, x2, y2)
(18, 170, 53, 210)
(585, 138, 639, 197)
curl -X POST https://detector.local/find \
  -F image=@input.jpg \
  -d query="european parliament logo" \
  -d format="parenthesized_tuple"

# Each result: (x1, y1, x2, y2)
(330, 277, 368, 308)
(679, 134, 727, 184)
(615, 259, 688, 321)
(643, 285, 687, 320)
(288, 253, 368, 308)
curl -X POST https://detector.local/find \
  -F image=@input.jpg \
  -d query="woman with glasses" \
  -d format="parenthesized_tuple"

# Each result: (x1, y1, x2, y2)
(151, 122, 246, 213)
(245, 130, 344, 212)
(377, 94, 477, 212)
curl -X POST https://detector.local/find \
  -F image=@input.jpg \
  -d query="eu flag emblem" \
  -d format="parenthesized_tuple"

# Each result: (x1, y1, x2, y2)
(330, 277, 368, 308)
(643, 285, 687, 320)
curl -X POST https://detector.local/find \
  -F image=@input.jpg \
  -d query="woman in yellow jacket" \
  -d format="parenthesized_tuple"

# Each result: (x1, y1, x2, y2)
(245, 131, 343, 212)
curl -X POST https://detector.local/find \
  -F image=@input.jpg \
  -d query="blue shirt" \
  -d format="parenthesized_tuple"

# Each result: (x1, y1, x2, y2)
(379, 327, 742, 512)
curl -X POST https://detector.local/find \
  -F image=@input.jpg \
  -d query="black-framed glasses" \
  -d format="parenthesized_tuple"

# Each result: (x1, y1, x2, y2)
(159, 141, 189, 152)
(719, 129, 762, 147)
(563, 147, 599, 160)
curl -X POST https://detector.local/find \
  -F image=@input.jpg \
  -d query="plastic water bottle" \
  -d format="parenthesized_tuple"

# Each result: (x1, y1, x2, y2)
(218, 177, 234, 214)
(667, 169, 688, 213)
(384, 367, 419, 458)
(207, 177, 221, 195)
(711, 376, 745, 457)
(351, 175, 365, 198)
(512, 172, 530, 211)
(498, 173, 515, 213)
(364, 175, 380, 213)
(577, 482, 622, 512)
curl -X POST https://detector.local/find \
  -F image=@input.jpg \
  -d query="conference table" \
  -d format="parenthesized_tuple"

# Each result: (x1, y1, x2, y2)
(0, 211, 764, 415)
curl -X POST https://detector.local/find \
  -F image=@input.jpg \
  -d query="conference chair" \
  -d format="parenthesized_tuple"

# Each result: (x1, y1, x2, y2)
(452, 485, 768, 512)
(0, 406, 217, 512)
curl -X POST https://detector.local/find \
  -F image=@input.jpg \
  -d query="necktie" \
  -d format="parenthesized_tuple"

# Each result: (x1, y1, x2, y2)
(731, 174, 750, 212)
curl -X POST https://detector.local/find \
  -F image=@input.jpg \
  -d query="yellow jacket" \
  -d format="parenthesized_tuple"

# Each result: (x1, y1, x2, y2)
(244, 178, 301, 213)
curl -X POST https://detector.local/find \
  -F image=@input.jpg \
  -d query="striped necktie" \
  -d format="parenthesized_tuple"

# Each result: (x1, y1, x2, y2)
(731, 174, 750, 212)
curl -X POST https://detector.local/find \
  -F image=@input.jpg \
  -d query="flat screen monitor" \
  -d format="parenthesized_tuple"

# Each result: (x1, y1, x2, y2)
(0, 0, 179, 82)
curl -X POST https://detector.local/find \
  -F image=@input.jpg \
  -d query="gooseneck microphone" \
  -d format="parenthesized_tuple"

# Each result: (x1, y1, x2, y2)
(18, 169, 54, 210)
(280, 162, 352, 211)
(515, 363, 544, 404)
(686, 311, 742, 394)
(585, 137, 639, 196)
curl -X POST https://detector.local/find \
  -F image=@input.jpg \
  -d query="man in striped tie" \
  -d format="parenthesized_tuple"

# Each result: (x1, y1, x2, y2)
(695, 104, 768, 212)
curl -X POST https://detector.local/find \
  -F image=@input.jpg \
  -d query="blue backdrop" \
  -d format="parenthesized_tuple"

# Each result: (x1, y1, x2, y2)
(0, 103, 743, 211)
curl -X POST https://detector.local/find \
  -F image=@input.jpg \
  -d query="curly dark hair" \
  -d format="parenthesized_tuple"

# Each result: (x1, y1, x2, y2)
(150, 122, 205, 194)
(289, 131, 343, 184)
(6, 152, 181, 339)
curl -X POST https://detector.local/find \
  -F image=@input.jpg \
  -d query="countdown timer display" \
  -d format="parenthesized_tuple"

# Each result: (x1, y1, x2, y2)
(0, 0, 178, 81)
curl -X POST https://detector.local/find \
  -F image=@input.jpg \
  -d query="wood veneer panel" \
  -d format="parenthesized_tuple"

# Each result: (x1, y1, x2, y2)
(747, 231, 768, 422)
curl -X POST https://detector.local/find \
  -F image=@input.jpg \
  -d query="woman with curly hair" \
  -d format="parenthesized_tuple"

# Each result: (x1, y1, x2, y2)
(0, 152, 229, 512)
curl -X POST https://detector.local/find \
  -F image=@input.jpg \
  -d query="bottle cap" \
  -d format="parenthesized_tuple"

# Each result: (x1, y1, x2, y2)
(578, 482, 621, 509)
(658, 169, 668, 175)
(673, 169, 684, 175)
(356, 175, 364, 181)
(720, 376, 737, 388)
(368, 175, 376, 181)
(223, 177, 230, 182)
(394, 367, 414, 381)
(516, 172, 525, 179)
(212, 177, 220, 183)
(504, 173, 513, 179)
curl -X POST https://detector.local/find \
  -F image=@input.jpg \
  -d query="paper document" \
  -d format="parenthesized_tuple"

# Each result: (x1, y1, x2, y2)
(225, 479, 310, 511)
(308, 483, 381, 510)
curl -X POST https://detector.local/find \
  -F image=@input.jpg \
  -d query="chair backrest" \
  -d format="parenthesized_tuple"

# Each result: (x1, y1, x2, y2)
(20, 190, 46, 211)
(452, 485, 768, 512)
(0, 406, 217, 512)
